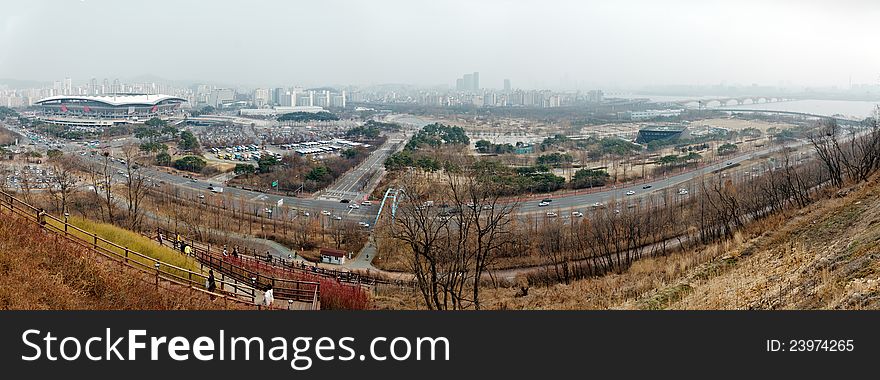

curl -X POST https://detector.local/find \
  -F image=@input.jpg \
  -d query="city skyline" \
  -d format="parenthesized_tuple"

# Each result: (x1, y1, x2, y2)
(2, 0, 879, 89)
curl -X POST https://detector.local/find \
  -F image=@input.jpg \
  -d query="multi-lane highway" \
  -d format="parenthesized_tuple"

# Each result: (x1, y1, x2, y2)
(515, 141, 807, 215)
(2, 116, 814, 228)
(319, 131, 407, 201)
(4, 123, 381, 226)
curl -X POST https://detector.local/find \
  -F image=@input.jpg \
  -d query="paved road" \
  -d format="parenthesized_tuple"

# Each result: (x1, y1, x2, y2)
(345, 238, 377, 270)
(515, 141, 810, 215)
(6, 123, 380, 226)
(319, 132, 406, 201)
(2, 117, 820, 276)
(4, 119, 811, 231)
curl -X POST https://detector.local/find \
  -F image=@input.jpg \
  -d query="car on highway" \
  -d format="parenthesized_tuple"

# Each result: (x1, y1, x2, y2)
(625, 190, 636, 196)
(349, 203, 360, 209)
(340, 199, 350, 203)
(726, 162, 733, 166)
(571, 211, 584, 217)
(642, 185, 652, 189)
(538, 201, 550, 207)
(546, 212, 558, 218)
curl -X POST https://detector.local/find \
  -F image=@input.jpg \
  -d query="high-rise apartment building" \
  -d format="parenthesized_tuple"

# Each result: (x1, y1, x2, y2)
(456, 72, 480, 91)
(253, 88, 270, 107)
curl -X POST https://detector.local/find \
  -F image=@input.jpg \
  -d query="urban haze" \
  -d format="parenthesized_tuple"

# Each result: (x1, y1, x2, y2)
(2, 0, 879, 89)
(1, 0, 880, 315)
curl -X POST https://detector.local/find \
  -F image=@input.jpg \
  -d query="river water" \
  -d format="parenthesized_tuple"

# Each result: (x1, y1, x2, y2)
(632, 94, 878, 119)
(720, 99, 878, 119)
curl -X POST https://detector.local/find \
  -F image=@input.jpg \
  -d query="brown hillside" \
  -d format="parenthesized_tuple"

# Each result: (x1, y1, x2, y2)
(376, 178, 880, 310)
(0, 218, 246, 310)
(664, 178, 880, 310)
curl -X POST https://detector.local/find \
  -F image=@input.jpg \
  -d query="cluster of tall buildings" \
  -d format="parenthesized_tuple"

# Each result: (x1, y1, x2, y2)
(349, 87, 607, 109)
(53, 77, 174, 97)
(266, 87, 346, 109)
(192, 86, 347, 110)
(455, 72, 480, 92)
(0, 77, 193, 108)
(0, 75, 611, 112)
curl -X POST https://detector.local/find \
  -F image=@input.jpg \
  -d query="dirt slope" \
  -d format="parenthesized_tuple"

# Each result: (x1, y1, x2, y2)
(663, 179, 880, 310)
(0, 217, 245, 310)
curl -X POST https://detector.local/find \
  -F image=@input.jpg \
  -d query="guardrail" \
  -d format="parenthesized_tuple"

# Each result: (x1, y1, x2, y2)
(156, 227, 410, 288)
(154, 228, 324, 302)
(0, 190, 314, 310)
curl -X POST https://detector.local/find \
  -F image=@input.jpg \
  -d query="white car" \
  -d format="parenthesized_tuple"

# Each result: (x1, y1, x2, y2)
(538, 201, 550, 207)
(592, 202, 602, 208)
(678, 188, 689, 195)
(571, 211, 584, 217)
(332, 215, 342, 221)
(349, 203, 360, 209)
(546, 212, 558, 218)
(625, 190, 636, 196)
(361, 200, 372, 206)
(358, 221, 370, 228)
(321, 210, 331, 216)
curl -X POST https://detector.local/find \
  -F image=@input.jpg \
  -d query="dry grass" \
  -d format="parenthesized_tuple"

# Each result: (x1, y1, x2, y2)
(45, 216, 204, 277)
(372, 239, 739, 310)
(0, 217, 247, 310)
(668, 180, 880, 310)
(375, 178, 880, 310)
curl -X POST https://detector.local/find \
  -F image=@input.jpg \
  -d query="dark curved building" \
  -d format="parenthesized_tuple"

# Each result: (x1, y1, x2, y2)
(635, 125, 689, 143)
(34, 94, 186, 127)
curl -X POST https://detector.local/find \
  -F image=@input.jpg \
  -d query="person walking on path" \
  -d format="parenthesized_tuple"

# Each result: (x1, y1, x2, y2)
(206, 270, 217, 299)
(263, 284, 274, 308)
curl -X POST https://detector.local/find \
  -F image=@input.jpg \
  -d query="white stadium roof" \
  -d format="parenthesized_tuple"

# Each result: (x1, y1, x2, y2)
(35, 94, 186, 106)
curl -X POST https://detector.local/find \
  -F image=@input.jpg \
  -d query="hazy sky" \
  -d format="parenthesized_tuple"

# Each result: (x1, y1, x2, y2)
(1, 0, 879, 89)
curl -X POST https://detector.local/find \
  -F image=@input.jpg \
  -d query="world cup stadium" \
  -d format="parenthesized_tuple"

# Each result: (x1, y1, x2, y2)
(33, 94, 187, 128)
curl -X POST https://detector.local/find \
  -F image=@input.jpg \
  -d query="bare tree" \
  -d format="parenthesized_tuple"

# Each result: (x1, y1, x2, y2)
(47, 153, 79, 215)
(122, 144, 148, 229)
(392, 172, 456, 309)
(447, 165, 517, 309)
(809, 120, 845, 188)
(18, 166, 35, 203)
